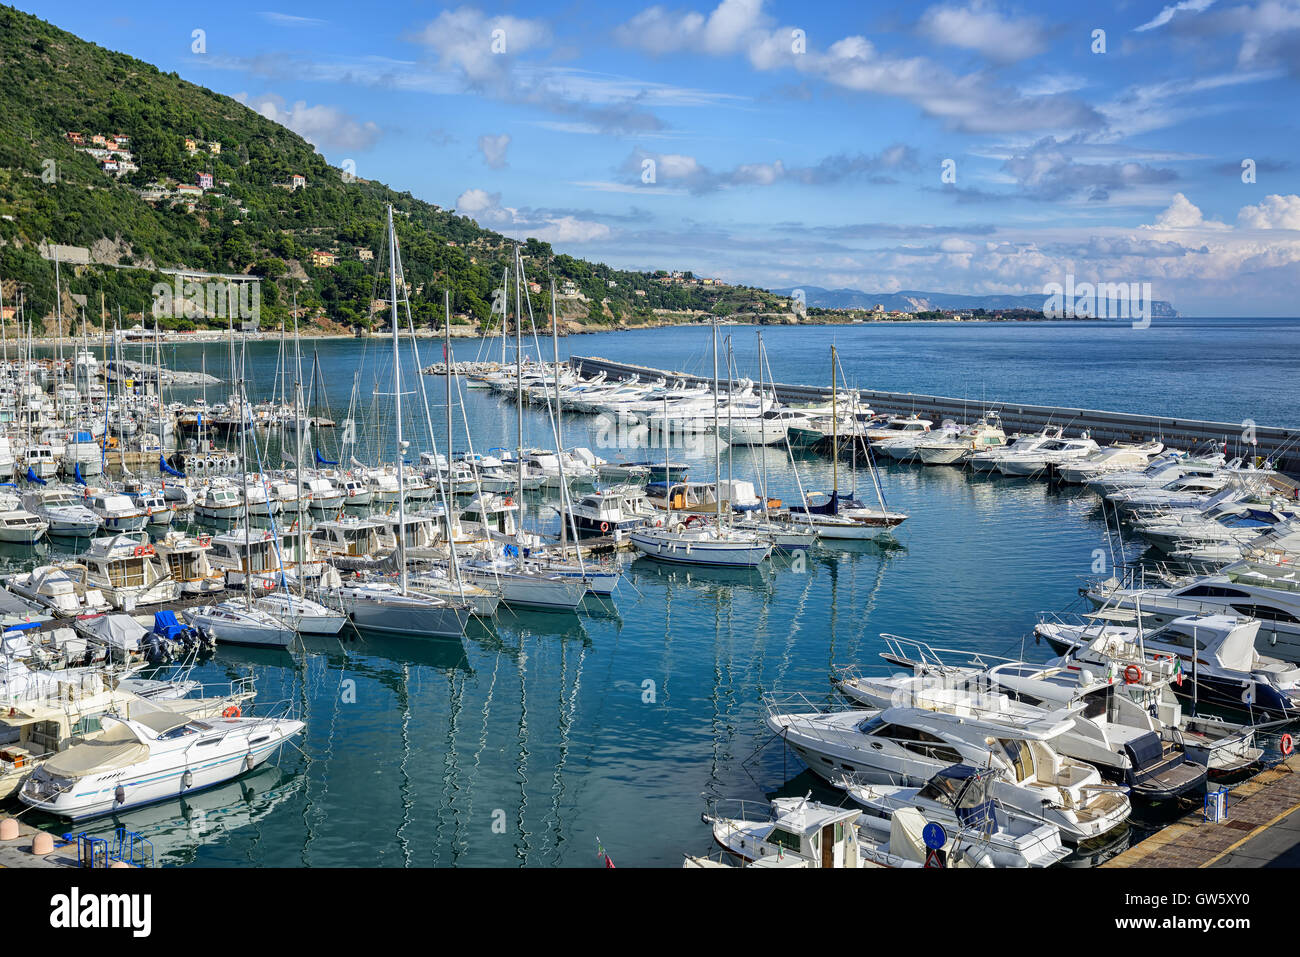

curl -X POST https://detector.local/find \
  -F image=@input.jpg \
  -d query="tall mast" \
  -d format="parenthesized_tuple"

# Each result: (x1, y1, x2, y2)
(386, 204, 408, 594)
(758, 332, 768, 516)
(292, 291, 305, 596)
(514, 246, 524, 558)
(831, 345, 838, 500)
(550, 279, 566, 554)
(711, 310, 721, 525)
(444, 289, 461, 590)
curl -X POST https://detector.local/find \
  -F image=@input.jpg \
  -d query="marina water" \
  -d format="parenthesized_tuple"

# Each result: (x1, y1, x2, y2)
(11, 317, 1299, 866)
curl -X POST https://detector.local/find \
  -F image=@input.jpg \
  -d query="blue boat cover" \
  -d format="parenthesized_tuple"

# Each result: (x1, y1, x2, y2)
(160, 455, 185, 478)
(25, 467, 46, 486)
(153, 610, 187, 641)
(315, 449, 338, 466)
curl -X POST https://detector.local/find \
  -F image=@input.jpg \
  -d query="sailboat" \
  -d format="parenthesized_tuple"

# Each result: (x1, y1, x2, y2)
(186, 332, 300, 649)
(786, 346, 908, 539)
(630, 311, 772, 568)
(332, 204, 471, 638)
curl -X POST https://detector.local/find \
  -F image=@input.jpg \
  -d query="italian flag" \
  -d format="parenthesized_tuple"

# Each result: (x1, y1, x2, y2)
(1173, 657, 1184, 686)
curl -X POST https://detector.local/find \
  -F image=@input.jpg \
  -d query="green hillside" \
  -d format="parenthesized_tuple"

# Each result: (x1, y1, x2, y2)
(0, 4, 787, 333)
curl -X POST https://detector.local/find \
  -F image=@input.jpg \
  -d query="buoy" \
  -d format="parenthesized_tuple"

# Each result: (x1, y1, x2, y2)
(222, 705, 242, 718)
(1282, 733, 1294, 756)
(1123, 664, 1142, 684)
(182, 770, 193, 789)
(600, 521, 610, 533)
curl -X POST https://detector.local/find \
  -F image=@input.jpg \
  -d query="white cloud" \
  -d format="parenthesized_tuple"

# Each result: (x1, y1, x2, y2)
(235, 93, 382, 150)
(454, 189, 612, 243)
(477, 133, 510, 169)
(410, 7, 551, 85)
(1145, 192, 1230, 229)
(1238, 194, 1300, 229)
(1134, 0, 1216, 32)
(259, 11, 327, 26)
(917, 3, 1048, 62)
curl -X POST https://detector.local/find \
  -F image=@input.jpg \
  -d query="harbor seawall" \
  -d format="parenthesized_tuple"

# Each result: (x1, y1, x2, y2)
(569, 354, 1300, 480)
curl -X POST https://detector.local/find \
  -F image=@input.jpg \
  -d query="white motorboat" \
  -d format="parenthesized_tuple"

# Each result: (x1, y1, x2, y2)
(1039, 611, 1300, 723)
(83, 490, 149, 533)
(0, 494, 49, 544)
(18, 708, 303, 820)
(1085, 557, 1300, 663)
(152, 531, 225, 596)
(194, 480, 243, 521)
(996, 435, 1100, 477)
(765, 694, 1131, 844)
(7, 563, 112, 616)
(21, 486, 101, 537)
(914, 417, 1007, 466)
(969, 425, 1064, 472)
(834, 764, 1071, 868)
(563, 484, 656, 536)
(1056, 441, 1165, 484)
(78, 535, 177, 609)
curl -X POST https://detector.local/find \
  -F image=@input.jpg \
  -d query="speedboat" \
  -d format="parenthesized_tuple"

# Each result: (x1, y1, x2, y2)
(0, 494, 49, 544)
(996, 435, 1100, 477)
(21, 486, 101, 537)
(833, 765, 1071, 867)
(969, 425, 1063, 472)
(764, 694, 1131, 844)
(18, 708, 303, 820)
(1038, 612, 1300, 721)
(78, 535, 178, 609)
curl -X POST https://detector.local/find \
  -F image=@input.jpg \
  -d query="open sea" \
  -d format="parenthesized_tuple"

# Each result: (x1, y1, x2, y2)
(13, 317, 1300, 866)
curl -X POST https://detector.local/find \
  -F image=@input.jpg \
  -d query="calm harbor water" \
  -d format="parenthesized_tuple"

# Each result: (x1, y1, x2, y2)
(14, 317, 1300, 866)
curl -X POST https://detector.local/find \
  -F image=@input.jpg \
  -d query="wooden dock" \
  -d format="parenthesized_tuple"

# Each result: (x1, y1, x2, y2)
(1103, 756, 1300, 867)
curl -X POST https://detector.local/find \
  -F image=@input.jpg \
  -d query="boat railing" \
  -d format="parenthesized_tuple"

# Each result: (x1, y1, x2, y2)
(877, 634, 1015, 673)
(762, 690, 855, 720)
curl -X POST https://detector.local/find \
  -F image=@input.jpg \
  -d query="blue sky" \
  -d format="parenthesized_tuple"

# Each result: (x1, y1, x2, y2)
(23, 0, 1300, 315)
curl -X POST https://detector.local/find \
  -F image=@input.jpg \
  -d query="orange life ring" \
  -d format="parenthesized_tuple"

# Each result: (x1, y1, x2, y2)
(1282, 734, 1294, 756)
(504, 497, 514, 507)
(222, 705, 241, 718)
(600, 521, 610, 533)
(1123, 664, 1142, 685)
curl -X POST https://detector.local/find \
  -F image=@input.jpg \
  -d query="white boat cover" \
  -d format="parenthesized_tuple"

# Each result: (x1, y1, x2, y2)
(79, 614, 147, 652)
(42, 726, 148, 779)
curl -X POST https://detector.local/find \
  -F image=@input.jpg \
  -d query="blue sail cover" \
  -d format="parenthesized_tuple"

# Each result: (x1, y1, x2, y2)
(160, 455, 185, 478)
(315, 449, 339, 466)
(73, 462, 86, 486)
(25, 467, 46, 486)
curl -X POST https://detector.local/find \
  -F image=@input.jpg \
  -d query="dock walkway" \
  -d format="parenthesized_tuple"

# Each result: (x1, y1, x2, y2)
(1103, 756, 1300, 867)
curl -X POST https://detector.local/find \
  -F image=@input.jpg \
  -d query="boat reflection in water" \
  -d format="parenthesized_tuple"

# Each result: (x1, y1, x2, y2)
(52, 765, 304, 867)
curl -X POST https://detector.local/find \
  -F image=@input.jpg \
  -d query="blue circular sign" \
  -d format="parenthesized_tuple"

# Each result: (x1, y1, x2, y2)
(922, 822, 947, 850)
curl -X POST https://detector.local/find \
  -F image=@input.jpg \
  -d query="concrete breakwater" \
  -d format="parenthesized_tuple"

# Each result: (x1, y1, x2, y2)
(569, 354, 1300, 479)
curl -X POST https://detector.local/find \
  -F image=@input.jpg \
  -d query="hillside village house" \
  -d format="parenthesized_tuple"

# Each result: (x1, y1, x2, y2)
(311, 250, 337, 268)
(291, 174, 306, 190)
(196, 172, 213, 189)
(184, 138, 198, 154)
(357, 248, 373, 261)
(208, 141, 221, 154)
(65, 131, 84, 145)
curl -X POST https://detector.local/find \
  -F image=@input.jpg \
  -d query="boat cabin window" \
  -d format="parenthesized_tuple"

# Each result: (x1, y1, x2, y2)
(157, 724, 199, 740)
(766, 827, 802, 854)
(998, 739, 1034, 782)
(1230, 603, 1300, 623)
(1177, 585, 1250, 599)
(1081, 686, 1113, 720)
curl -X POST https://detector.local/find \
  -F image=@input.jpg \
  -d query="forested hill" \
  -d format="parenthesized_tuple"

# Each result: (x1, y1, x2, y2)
(0, 5, 786, 333)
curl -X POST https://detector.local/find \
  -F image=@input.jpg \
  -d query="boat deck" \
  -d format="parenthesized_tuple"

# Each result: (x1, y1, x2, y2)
(1103, 754, 1300, 867)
